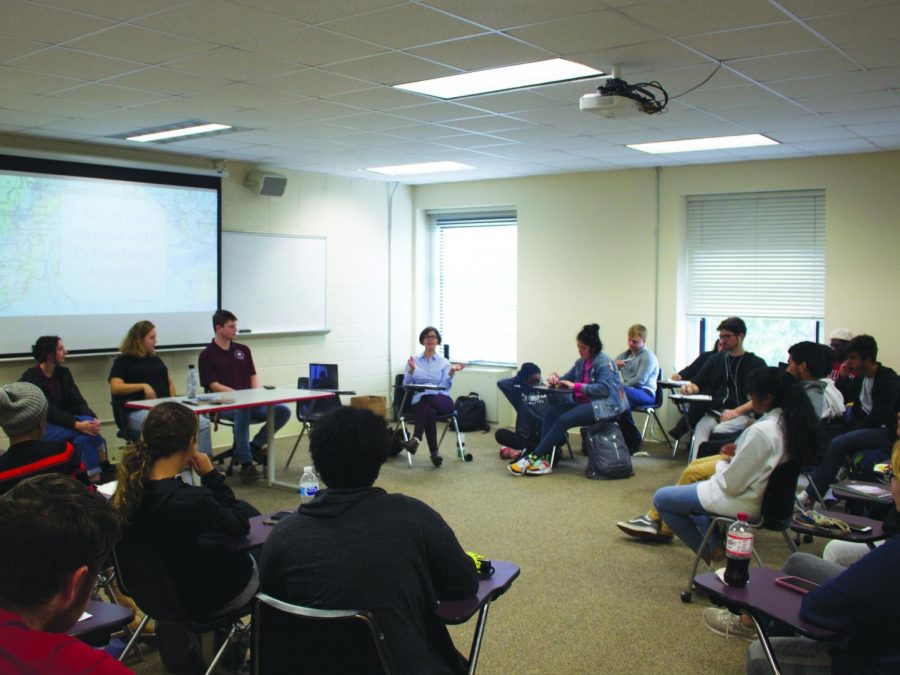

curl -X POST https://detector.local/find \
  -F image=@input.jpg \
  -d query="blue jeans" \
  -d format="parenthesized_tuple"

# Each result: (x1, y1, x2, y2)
(532, 401, 597, 458)
(653, 483, 720, 554)
(127, 409, 213, 457)
(44, 417, 105, 477)
(219, 404, 291, 464)
(807, 427, 892, 498)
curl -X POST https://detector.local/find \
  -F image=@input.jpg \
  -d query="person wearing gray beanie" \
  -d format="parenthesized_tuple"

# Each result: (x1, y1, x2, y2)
(0, 383, 86, 495)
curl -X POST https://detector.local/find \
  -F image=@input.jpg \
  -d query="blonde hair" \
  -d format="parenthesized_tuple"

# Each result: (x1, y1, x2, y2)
(112, 402, 198, 522)
(119, 321, 155, 358)
(628, 324, 648, 341)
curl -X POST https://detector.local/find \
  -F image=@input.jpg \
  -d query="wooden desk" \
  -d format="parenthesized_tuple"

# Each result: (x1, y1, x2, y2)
(68, 599, 134, 646)
(436, 560, 520, 675)
(694, 568, 837, 675)
(127, 388, 332, 489)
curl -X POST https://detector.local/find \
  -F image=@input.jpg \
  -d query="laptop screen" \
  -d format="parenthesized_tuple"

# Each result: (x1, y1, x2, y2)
(309, 363, 339, 390)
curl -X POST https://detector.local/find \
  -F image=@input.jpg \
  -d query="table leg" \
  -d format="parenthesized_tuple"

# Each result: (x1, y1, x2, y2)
(466, 601, 491, 675)
(747, 613, 781, 675)
(266, 406, 276, 487)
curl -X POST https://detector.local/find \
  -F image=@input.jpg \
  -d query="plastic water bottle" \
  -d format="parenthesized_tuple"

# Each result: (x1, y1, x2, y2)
(187, 365, 198, 399)
(724, 512, 753, 588)
(298, 466, 319, 504)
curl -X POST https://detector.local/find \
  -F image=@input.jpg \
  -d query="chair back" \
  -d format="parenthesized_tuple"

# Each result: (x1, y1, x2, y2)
(253, 593, 393, 675)
(296, 376, 343, 420)
(760, 457, 804, 525)
(653, 371, 664, 408)
(392, 374, 415, 419)
(110, 397, 140, 442)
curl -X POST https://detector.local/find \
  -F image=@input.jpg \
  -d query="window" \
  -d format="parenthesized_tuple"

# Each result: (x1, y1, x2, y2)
(686, 190, 825, 366)
(429, 212, 517, 364)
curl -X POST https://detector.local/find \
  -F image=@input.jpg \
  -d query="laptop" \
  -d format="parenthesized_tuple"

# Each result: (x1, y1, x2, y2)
(309, 363, 339, 390)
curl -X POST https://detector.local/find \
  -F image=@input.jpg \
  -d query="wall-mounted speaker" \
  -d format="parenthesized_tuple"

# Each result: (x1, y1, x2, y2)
(244, 170, 287, 197)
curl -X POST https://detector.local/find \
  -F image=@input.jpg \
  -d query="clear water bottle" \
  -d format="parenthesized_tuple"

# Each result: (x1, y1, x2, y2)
(724, 512, 753, 588)
(187, 365, 198, 399)
(298, 466, 319, 505)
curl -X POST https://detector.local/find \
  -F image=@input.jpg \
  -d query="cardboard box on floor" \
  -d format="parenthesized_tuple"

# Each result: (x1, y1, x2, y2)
(350, 395, 387, 418)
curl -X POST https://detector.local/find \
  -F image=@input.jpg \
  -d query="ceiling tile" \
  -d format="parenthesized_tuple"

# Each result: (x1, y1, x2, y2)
(52, 83, 169, 107)
(188, 82, 301, 108)
(847, 120, 900, 137)
(765, 71, 884, 99)
(0, 38, 49, 63)
(455, 90, 563, 114)
(322, 52, 458, 86)
(791, 138, 879, 153)
(256, 68, 372, 97)
(264, 98, 364, 121)
(567, 39, 709, 73)
(381, 123, 469, 141)
(136, 0, 301, 45)
(35, 109, 172, 135)
(323, 86, 430, 112)
(442, 114, 534, 133)
(30, 0, 191, 21)
(0, 65, 84, 94)
(680, 22, 827, 61)
(775, 0, 899, 19)
(421, 0, 602, 31)
(769, 126, 856, 142)
(0, 2, 113, 43)
(9, 47, 145, 81)
(825, 106, 900, 125)
(679, 84, 785, 109)
(326, 112, 418, 131)
(729, 49, 858, 82)
(235, 27, 387, 67)
(0, 108, 68, 127)
(167, 47, 298, 80)
(321, 4, 484, 50)
(842, 39, 900, 69)
(797, 90, 900, 114)
(130, 96, 242, 119)
(2, 94, 111, 117)
(873, 66, 900, 87)
(229, 0, 399, 24)
(807, 4, 900, 45)
(104, 67, 231, 95)
(621, 0, 787, 37)
(508, 10, 658, 54)
(65, 26, 217, 65)
(408, 33, 553, 71)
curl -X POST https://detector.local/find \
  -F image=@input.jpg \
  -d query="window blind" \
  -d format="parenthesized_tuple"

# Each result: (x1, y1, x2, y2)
(686, 191, 825, 319)
(430, 212, 517, 364)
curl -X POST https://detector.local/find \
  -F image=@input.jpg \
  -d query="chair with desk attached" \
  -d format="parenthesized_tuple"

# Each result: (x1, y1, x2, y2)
(253, 593, 393, 675)
(630, 372, 672, 449)
(391, 374, 466, 467)
(284, 372, 344, 471)
(112, 530, 251, 672)
(681, 458, 803, 603)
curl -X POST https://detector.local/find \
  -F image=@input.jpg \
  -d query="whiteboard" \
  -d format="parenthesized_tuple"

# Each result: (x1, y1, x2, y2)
(221, 232, 327, 334)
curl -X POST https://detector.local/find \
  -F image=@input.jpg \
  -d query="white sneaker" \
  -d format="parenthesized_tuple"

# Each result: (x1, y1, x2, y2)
(508, 455, 533, 476)
(703, 607, 757, 642)
(525, 457, 552, 475)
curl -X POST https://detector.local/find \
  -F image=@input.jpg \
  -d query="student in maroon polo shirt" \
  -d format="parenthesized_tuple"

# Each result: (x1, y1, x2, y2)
(197, 309, 290, 484)
(0, 474, 129, 674)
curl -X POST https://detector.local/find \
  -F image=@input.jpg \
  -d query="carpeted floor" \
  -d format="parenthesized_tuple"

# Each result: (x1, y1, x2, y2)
(129, 429, 825, 674)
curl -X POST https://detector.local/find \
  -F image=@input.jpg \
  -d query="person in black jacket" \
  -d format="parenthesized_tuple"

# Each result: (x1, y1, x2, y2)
(804, 334, 900, 502)
(667, 339, 722, 439)
(111, 402, 259, 622)
(0, 383, 87, 495)
(260, 406, 479, 675)
(19, 336, 106, 480)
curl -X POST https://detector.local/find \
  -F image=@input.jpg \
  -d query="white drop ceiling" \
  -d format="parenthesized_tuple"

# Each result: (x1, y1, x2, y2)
(1, 0, 899, 183)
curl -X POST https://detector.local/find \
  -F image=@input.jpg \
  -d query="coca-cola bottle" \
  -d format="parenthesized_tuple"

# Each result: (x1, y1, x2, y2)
(724, 512, 753, 588)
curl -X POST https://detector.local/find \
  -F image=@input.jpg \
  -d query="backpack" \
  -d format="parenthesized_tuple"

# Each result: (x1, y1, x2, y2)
(454, 393, 490, 433)
(581, 420, 634, 480)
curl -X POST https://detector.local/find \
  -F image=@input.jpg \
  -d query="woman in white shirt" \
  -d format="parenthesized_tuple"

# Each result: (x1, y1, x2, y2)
(653, 367, 820, 562)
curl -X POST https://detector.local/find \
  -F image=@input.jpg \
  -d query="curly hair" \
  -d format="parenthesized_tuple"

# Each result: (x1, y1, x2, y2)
(112, 402, 198, 522)
(309, 407, 388, 489)
(119, 321, 155, 358)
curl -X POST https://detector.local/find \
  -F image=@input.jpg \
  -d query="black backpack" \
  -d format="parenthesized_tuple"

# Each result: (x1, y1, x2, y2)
(581, 420, 634, 480)
(454, 393, 490, 433)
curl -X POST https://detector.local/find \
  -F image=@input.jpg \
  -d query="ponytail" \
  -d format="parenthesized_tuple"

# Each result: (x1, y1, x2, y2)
(111, 440, 153, 522)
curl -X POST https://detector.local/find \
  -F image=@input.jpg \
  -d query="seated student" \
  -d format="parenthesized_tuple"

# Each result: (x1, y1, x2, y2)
(667, 338, 722, 440)
(111, 402, 258, 623)
(19, 336, 106, 481)
(402, 326, 465, 467)
(786, 341, 844, 422)
(616, 345, 835, 542)
(496, 362, 548, 459)
(109, 320, 212, 456)
(652, 368, 819, 562)
(508, 323, 628, 477)
(0, 474, 128, 674)
(828, 326, 854, 383)
(803, 334, 900, 505)
(678, 317, 767, 452)
(705, 441, 900, 675)
(0, 383, 87, 495)
(614, 324, 660, 454)
(259, 406, 478, 675)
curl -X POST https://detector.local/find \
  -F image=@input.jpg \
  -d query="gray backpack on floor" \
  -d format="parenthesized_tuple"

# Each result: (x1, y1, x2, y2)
(581, 420, 634, 480)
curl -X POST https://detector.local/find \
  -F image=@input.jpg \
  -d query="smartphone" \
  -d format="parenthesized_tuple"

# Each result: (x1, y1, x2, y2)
(264, 511, 294, 525)
(774, 576, 819, 594)
(848, 523, 873, 534)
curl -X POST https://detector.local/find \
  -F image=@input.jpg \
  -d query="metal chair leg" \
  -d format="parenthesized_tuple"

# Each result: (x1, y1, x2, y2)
(118, 614, 150, 662)
(284, 424, 307, 471)
(400, 418, 413, 467)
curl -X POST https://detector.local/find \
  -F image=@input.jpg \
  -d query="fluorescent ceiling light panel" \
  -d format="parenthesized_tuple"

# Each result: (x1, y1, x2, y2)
(628, 134, 779, 154)
(394, 58, 604, 99)
(126, 123, 232, 143)
(365, 161, 476, 176)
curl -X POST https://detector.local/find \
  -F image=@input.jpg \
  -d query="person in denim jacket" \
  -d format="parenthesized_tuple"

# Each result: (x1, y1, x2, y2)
(508, 324, 628, 476)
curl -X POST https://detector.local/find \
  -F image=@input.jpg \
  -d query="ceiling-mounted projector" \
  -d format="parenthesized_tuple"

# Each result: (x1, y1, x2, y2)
(580, 76, 668, 118)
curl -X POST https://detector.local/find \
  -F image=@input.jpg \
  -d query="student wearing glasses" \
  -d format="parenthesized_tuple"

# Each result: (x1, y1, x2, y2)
(678, 317, 766, 453)
(402, 327, 464, 467)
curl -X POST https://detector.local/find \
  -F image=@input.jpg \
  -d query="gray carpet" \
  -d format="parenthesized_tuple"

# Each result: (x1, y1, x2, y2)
(130, 430, 825, 674)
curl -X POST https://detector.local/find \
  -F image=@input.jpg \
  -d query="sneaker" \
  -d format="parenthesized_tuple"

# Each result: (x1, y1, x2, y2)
(499, 446, 523, 460)
(703, 607, 757, 642)
(508, 455, 534, 476)
(525, 457, 552, 475)
(239, 463, 260, 484)
(250, 442, 268, 466)
(430, 453, 443, 468)
(401, 437, 419, 454)
(616, 515, 673, 542)
(631, 450, 650, 457)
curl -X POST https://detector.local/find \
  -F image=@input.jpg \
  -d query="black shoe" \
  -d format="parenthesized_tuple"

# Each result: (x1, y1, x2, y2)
(401, 437, 419, 454)
(430, 453, 443, 468)
(250, 443, 268, 466)
(239, 463, 260, 484)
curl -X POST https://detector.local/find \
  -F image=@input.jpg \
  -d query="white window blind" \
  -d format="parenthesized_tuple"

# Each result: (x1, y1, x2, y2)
(430, 212, 517, 364)
(686, 191, 825, 319)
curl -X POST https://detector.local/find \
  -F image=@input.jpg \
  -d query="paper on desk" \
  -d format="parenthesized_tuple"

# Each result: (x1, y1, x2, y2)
(78, 612, 92, 622)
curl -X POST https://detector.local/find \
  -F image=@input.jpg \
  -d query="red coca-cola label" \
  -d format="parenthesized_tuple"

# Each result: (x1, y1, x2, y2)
(726, 533, 753, 558)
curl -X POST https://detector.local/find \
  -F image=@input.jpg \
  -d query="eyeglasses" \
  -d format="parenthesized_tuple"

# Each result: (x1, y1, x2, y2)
(423, 334, 438, 340)
(718, 332, 737, 340)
